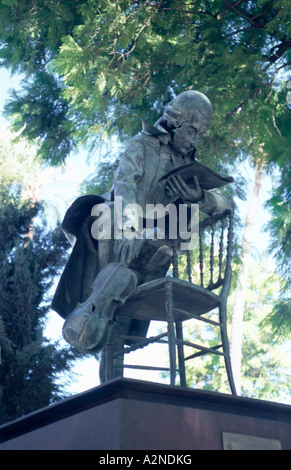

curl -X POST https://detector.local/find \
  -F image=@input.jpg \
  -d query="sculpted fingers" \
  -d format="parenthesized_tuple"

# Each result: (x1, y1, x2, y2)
(167, 175, 186, 198)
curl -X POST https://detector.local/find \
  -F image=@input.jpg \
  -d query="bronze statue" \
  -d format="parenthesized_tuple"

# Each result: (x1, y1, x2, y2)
(52, 90, 233, 379)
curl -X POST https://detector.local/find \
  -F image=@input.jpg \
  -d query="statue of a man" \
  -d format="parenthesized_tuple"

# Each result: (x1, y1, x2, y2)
(52, 90, 233, 363)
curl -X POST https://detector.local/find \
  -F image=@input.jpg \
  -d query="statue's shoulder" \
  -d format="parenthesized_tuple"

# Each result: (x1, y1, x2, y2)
(126, 132, 160, 151)
(124, 120, 170, 154)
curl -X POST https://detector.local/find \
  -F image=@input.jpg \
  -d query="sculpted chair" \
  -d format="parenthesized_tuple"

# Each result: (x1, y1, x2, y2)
(100, 208, 237, 395)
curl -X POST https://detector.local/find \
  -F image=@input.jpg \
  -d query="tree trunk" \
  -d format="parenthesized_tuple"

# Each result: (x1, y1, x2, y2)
(230, 160, 264, 395)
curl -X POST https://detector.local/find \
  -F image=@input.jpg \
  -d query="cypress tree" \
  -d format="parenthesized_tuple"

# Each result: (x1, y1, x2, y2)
(0, 186, 76, 425)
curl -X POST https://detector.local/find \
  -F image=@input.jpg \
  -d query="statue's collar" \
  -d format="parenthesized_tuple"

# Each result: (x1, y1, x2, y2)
(142, 119, 171, 145)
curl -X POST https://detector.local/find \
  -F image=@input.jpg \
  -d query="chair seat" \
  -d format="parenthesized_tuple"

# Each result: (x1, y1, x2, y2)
(116, 276, 220, 322)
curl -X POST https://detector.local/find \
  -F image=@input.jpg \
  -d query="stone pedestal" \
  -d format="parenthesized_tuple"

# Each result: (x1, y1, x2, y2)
(0, 378, 290, 450)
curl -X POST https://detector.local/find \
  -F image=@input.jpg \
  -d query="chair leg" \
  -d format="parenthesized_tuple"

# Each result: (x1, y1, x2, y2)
(99, 340, 113, 383)
(165, 281, 176, 386)
(176, 321, 187, 387)
(219, 306, 237, 395)
(99, 324, 125, 383)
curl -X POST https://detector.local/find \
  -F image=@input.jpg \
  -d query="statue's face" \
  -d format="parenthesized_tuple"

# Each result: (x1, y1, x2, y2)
(172, 111, 210, 156)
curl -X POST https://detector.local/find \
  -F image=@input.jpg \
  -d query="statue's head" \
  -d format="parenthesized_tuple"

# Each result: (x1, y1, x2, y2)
(163, 90, 212, 156)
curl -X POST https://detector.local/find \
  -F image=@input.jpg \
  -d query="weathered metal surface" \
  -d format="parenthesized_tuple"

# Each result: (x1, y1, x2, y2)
(116, 277, 220, 321)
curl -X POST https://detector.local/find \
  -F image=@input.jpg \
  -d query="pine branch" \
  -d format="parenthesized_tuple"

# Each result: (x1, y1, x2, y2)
(268, 39, 291, 63)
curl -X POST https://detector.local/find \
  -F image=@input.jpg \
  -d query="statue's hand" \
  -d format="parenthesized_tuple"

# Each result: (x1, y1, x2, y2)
(166, 175, 202, 202)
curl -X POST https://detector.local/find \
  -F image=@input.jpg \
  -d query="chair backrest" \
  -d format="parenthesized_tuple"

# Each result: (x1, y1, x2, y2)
(171, 209, 234, 299)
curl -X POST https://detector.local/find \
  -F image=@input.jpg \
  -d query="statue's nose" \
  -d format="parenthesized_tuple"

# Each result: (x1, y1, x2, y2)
(191, 135, 199, 149)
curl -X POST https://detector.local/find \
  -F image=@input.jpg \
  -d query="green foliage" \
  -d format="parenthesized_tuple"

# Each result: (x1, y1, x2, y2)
(261, 97, 291, 333)
(81, 154, 120, 195)
(4, 71, 76, 164)
(238, 262, 291, 401)
(0, 135, 79, 425)
(183, 262, 291, 402)
(264, 171, 291, 337)
(264, 299, 291, 340)
(0, 1, 290, 164)
(265, 166, 290, 284)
